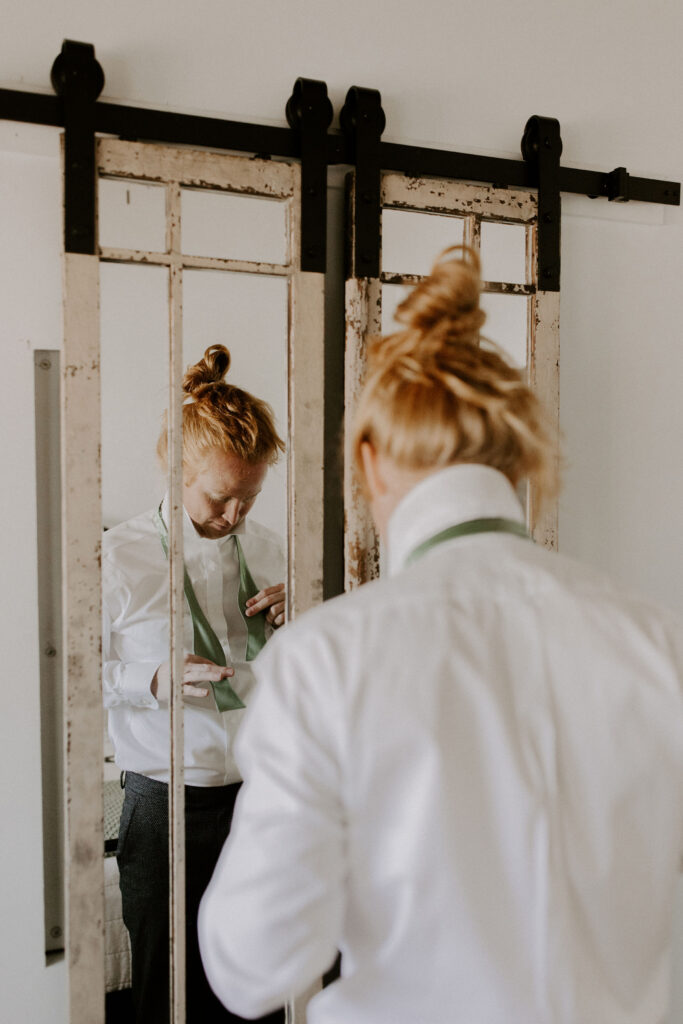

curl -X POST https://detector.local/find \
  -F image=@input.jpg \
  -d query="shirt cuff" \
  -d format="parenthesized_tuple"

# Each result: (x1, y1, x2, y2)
(112, 660, 161, 709)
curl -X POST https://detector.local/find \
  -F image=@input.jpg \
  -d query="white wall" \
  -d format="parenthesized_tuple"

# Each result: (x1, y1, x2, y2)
(1, 1, 681, 1020)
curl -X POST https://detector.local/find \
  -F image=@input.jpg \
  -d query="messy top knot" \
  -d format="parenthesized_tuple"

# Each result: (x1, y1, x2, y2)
(394, 245, 485, 343)
(182, 343, 231, 398)
(353, 245, 558, 507)
(157, 344, 285, 474)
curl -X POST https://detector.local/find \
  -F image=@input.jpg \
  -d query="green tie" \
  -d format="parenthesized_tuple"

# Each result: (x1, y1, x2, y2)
(233, 534, 268, 661)
(153, 506, 245, 712)
(405, 516, 530, 567)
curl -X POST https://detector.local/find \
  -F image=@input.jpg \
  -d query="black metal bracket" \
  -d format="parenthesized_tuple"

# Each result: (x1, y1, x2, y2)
(606, 166, 630, 202)
(522, 115, 562, 292)
(50, 40, 104, 255)
(286, 78, 333, 273)
(340, 86, 386, 279)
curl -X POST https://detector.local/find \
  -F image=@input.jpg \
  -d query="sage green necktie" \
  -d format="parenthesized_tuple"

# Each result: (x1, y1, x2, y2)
(405, 516, 530, 567)
(232, 534, 268, 661)
(153, 506, 245, 712)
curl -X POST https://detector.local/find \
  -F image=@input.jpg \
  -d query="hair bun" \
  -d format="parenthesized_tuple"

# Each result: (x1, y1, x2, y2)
(183, 344, 231, 397)
(394, 245, 485, 344)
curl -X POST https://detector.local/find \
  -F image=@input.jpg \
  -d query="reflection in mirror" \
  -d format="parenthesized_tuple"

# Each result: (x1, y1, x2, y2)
(380, 281, 412, 336)
(98, 178, 168, 254)
(181, 189, 289, 264)
(99, 255, 288, 1022)
(182, 269, 288, 537)
(480, 291, 529, 368)
(381, 207, 465, 277)
(100, 263, 170, 526)
(479, 220, 527, 285)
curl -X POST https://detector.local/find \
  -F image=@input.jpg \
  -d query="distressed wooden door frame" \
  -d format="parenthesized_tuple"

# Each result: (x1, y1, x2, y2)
(344, 173, 560, 590)
(61, 137, 324, 1024)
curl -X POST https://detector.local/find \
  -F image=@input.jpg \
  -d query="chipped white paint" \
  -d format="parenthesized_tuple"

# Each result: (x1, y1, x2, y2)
(98, 138, 296, 198)
(61, 251, 105, 1024)
(282, 171, 324, 621)
(528, 289, 561, 550)
(343, 276, 382, 590)
(287, 271, 325, 617)
(98, 247, 291, 275)
(382, 174, 537, 224)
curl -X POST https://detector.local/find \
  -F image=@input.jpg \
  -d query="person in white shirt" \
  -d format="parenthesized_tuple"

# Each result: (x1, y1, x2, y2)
(198, 248, 683, 1024)
(103, 344, 286, 1024)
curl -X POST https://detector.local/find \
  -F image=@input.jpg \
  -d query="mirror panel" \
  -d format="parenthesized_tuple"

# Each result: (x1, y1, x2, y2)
(98, 178, 168, 253)
(381, 207, 465, 277)
(180, 189, 289, 264)
(100, 262, 170, 527)
(479, 219, 527, 284)
(480, 291, 528, 368)
(380, 281, 412, 336)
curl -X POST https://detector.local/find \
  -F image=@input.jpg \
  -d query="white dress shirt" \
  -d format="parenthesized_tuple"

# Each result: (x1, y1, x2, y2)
(199, 464, 683, 1023)
(102, 494, 285, 785)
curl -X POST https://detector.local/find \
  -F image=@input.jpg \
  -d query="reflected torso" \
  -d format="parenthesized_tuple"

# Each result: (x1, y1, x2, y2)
(102, 497, 284, 785)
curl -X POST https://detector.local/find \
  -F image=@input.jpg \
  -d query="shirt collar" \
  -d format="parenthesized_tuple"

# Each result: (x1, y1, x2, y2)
(386, 464, 525, 576)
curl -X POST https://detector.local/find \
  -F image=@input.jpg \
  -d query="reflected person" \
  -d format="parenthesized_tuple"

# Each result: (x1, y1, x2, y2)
(199, 248, 683, 1023)
(103, 344, 286, 1024)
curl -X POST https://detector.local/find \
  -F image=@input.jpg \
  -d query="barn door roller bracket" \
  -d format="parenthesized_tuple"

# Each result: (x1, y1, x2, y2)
(51, 39, 104, 255)
(340, 86, 386, 280)
(286, 78, 333, 273)
(522, 115, 562, 292)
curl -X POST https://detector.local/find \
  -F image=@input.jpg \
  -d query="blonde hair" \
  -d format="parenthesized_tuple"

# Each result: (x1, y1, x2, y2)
(157, 344, 285, 475)
(352, 246, 558, 504)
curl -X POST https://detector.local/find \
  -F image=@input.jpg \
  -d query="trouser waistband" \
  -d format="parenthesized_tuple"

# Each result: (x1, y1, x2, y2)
(123, 770, 241, 808)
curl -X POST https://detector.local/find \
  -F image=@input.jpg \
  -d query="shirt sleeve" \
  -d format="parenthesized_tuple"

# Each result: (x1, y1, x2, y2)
(198, 621, 347, 1018)
(102, 561, 161, 710)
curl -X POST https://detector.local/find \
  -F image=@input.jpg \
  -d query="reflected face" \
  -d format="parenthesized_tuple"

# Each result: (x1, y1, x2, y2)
(183, 449, 268, 539)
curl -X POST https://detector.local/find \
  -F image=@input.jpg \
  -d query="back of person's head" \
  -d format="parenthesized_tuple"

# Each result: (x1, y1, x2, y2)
(352, 245, 558, 505)
(157, 344, 285, 477)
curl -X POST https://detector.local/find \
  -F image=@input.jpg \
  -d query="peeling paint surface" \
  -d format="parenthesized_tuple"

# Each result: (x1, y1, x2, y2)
(61, 251, 105, 1024)
(98, 139, 295, 198)
(344, 276, 382, 589)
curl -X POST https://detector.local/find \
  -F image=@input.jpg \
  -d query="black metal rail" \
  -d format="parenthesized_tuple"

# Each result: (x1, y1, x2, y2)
(1, 38, 679, 280)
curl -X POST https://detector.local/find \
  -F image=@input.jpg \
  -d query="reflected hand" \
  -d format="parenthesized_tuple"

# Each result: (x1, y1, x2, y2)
(246, 583, 286, 628)
(152, 653, 235, 701)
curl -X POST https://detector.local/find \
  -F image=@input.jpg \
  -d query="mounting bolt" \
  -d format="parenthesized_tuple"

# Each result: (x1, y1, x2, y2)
(44, 644, 57, 658)
(50, 926, 62, 939)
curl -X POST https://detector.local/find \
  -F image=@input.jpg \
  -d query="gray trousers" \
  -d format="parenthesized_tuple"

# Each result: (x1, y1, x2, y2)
(117, 771, 285, 1024)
